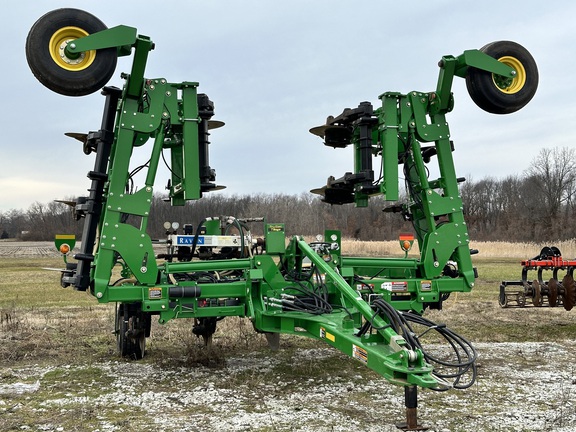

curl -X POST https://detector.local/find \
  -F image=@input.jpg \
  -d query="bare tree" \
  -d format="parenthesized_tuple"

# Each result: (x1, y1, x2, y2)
(524, 147, 576, 222)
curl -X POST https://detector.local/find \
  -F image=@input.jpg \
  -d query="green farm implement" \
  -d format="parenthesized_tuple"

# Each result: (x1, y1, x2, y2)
(26, 8, 538, 429)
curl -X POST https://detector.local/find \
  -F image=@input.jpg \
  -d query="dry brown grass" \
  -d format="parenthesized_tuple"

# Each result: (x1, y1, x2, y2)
(341, 238, 576, 259)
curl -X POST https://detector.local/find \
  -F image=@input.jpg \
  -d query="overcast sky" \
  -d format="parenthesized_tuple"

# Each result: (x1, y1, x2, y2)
(1, 1, 574, 212)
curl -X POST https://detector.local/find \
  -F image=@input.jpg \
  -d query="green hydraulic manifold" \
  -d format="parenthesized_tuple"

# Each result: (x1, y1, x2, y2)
(27, 8, 538, 430)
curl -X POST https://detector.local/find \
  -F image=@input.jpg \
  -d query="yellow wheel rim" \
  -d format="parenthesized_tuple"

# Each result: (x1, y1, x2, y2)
(493, 56, 526, 94)
(49, 26, 96, 71)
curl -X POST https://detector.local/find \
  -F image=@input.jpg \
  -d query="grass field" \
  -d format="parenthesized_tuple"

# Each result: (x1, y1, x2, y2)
(1, 245, 576, 431)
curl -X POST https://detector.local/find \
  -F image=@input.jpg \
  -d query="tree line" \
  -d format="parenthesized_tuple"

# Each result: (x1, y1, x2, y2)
(2, 147, 575, 244)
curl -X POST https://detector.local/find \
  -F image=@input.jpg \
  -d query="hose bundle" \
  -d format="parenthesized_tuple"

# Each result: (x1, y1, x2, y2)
(359, 298, 477, 390)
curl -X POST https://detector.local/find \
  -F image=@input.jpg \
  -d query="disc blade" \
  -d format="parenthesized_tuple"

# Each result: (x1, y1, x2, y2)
(64, 132, 88, 143)
(208, 120, 225, 130)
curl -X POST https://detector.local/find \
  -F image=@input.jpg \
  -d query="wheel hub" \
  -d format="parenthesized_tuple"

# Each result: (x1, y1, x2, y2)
(49, 26, 95, 71)
(493, 56, 526, 94)
(58, 39, 86, 65)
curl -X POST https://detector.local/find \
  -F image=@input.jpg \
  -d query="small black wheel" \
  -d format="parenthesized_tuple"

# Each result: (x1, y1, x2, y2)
(466, 41, 538, 114)
(116, 304, 147, 360)
(26, 8, 117, 96)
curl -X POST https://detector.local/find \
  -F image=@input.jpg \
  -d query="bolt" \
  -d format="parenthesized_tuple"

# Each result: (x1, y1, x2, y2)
(69, 43, 76, 49)
(96, 292, 103, 298)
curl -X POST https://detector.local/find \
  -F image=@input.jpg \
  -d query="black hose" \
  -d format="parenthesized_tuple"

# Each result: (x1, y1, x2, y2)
(362, 298, 477, 390)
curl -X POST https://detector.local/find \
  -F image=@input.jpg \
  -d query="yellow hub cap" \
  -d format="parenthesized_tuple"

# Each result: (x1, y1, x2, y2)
(493, 56, 526, 94)
(49, 26, 96, 71)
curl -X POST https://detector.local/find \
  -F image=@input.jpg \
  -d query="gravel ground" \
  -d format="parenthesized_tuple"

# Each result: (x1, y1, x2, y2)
(2, 341, 576, 431)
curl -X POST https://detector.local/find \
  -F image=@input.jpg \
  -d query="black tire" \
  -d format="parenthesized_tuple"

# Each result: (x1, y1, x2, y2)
(466, 41, 538, 114)
(116, 304, 147, 360)
(26, 8, 117, 96)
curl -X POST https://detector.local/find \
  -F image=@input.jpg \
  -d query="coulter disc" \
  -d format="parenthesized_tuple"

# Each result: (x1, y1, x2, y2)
(548, 278, 558, 307)
(532, 280, 542, 307)
(562, 275, 576, 311)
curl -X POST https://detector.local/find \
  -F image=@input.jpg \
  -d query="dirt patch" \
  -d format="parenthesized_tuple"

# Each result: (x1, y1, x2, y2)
(0, 241, 62, 257)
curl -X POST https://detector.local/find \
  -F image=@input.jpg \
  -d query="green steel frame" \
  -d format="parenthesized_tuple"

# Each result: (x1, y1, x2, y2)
(58, 24, 506, 386)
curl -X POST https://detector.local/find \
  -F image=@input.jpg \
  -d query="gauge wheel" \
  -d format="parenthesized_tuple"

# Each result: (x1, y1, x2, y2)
(562, 275, 576, 311)
(466, 41, 538, 114)
(26, 8, 117, 96)
(548, 278, 558, 307)
(116, 304, 146, 360)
